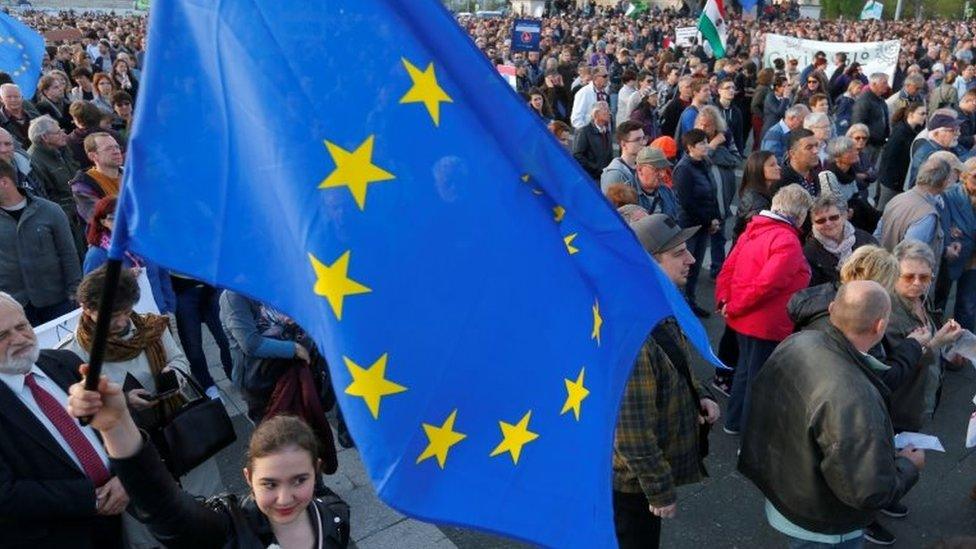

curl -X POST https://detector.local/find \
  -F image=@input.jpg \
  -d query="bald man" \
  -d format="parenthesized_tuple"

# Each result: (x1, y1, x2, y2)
(738, 281, 923, 547)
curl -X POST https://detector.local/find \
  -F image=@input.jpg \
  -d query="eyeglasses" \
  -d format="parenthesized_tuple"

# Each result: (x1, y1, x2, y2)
(900, 273, 932, 283)
(852, 136, 868, 141)
(813, 214, 841, 224)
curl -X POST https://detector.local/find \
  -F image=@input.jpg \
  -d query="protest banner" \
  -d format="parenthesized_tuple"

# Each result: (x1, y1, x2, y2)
(763, 33, 900, 79)
(675, 26, 698, 47)
(511, 18, 541, 52)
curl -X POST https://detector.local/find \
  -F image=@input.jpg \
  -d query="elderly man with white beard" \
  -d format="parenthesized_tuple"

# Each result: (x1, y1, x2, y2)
(0, 292, 128, 548)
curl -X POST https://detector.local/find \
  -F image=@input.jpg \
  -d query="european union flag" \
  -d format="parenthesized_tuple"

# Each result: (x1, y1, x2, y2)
(0, 12, 44, 98)
(114, 1, 718, 546)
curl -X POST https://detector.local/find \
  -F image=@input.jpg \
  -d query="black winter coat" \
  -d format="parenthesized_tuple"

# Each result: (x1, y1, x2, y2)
(732, 187, 771, 242)
(112, 437, 350, 549)
(787, 284, 924, 393)
(673, 155, 720, 228)
(877, 121, 921, 191)
(851, 90, 890, 147)
(571, 123, 613, 180)
(738, 326, 920, 535)
(802, 228, 877, 287)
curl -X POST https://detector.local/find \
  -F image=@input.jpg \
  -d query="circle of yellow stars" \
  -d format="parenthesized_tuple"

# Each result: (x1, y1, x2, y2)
(306, 57, 602, 471)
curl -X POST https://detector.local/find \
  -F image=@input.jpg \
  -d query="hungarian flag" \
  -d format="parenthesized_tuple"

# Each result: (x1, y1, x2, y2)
(625, 0, 648, 18)
(698, 0, 727, 58)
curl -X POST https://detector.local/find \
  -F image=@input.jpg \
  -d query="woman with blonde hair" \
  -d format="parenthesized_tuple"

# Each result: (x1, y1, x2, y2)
(790, 244, 898, 332)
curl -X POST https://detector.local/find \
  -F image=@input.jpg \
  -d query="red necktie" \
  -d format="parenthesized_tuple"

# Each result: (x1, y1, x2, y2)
(24, 373, 111, 487)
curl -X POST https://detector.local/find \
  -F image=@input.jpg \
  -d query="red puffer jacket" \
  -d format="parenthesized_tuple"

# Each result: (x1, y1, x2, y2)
(715, 213, 811, 341)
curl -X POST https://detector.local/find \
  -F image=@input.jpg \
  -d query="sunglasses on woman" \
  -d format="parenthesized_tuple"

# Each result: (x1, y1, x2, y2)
(813, 214, 841, 225)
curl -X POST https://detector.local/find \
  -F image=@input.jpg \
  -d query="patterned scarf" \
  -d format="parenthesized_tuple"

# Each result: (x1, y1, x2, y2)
(77, 312, 183, 421)
(814, 221, 857, 270)
(86, 167, 120, 197)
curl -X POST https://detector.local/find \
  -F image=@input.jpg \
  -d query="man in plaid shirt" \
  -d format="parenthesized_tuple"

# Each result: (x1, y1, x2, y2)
(613, 214, 721, 549)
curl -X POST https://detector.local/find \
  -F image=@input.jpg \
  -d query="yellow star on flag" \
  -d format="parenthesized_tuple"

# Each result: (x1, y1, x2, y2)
(489, 411, 539, 465)
(416, 409, 467, 469)
(553, 206, 566, 222)
(591, 299, 603, 346)
(308, 251, 371, 320)
(564, 233, 579, 255)
(400, 58, 453, 126)
(344, 353, 407, 419)
(521, 174, 531, 183)
(561, 368, 590, 421)
(320, 135, 394, 210)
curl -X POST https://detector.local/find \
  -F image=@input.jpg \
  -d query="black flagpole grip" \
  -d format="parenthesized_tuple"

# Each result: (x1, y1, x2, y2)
(78, 258, 123, 426)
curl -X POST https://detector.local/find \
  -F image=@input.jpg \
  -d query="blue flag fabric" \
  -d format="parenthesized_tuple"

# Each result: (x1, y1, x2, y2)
(115, 1, 720, 546)
(0, 12, 44, 98)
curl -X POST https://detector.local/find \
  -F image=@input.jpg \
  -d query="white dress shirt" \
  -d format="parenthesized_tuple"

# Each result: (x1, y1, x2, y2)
(0, 365, 110, 471)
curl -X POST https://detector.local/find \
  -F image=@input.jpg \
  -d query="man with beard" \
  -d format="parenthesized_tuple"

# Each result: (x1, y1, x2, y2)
(0, 292, 127, 547)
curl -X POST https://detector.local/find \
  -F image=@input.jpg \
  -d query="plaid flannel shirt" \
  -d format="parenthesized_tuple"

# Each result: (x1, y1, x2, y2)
(612, 320, 703, 507)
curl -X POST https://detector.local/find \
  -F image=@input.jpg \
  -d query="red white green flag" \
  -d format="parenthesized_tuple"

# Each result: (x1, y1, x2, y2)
(698, 0, 727, 59)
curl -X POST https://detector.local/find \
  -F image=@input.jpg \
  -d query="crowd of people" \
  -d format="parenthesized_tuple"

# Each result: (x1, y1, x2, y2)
(462, 3, 976, 548)
(1, 4, 976, 549)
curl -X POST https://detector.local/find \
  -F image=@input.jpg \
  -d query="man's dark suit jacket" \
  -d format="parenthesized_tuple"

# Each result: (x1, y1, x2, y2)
(0, 349, 122, 548)
(572, 122, 614, 180)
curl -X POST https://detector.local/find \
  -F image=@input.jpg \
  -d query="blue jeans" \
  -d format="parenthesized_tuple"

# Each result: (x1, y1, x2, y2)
(684, 229, 709, 303)
(955, 270, 976, 332)
(786, 535, 864, 548)
(724, 333, 779, 432)
(174, 283, 233, 389)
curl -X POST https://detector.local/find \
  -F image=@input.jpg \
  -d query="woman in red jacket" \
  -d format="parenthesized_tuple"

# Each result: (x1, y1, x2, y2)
(716, 184, 813, 435)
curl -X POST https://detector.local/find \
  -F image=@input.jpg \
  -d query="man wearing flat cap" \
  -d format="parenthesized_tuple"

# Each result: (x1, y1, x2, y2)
(612, 214, 720, 549)
(906, 110, 974, 189)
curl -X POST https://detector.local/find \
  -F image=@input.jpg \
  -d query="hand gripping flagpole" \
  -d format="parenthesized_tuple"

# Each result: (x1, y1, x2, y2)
(78, 190, 131, 425)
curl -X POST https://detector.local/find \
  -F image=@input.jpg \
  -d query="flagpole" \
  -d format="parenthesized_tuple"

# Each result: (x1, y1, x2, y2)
(79, 187, 132, 425)
(78, 259, 122, 425)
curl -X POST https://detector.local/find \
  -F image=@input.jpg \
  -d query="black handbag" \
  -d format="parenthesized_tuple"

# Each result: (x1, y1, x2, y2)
(162, 368, 237, 477)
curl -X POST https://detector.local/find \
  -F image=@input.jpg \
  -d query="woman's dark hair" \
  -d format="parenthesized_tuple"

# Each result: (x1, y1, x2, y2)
(756, 68, 775, 87)
(892, 101, 925, 125)
(246, 415, 319, 471)
(86, 196, 117, 246)
(76, 263, 140, 312)
(112, 91, 133, 107)
(739, 150, 776, 198)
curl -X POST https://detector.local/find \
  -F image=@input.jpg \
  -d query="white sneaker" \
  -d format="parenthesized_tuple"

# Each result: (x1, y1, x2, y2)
(205, 386, 221, 400)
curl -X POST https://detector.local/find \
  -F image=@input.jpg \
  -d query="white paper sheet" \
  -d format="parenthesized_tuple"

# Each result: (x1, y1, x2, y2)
(894, 432, 945, 452)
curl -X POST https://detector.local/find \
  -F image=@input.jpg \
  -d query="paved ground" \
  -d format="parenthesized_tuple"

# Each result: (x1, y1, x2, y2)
(196, 269, 976, 548)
